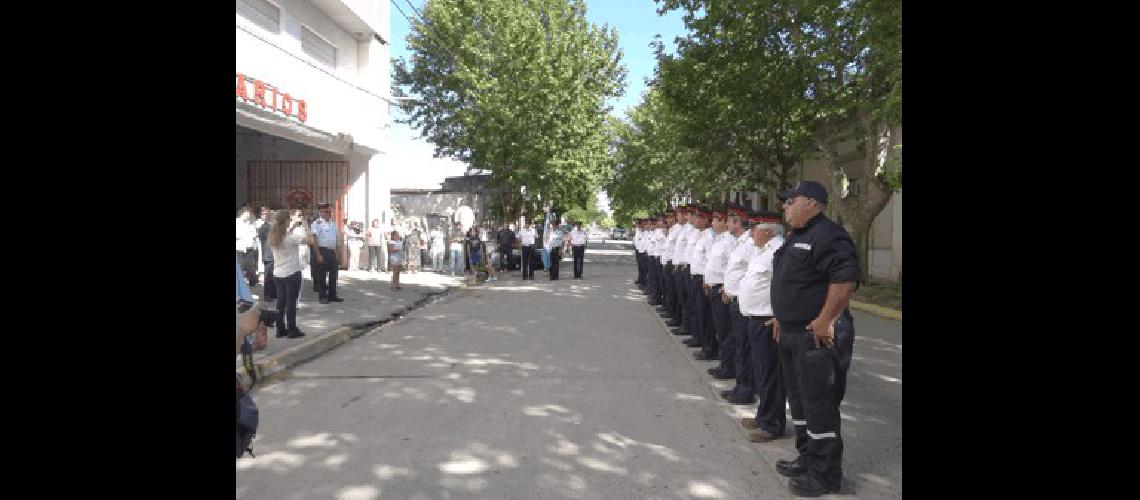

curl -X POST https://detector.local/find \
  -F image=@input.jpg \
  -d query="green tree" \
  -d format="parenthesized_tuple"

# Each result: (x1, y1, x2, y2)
(394, 0, 627, 222)
(648, 0, 901, 281)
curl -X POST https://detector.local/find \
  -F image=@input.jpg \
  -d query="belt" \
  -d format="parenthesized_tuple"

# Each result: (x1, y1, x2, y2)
(780, 320, 811, 332)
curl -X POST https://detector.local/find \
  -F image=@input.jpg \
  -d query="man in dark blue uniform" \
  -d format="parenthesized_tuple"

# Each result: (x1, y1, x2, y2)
(770, 181, 858, 497)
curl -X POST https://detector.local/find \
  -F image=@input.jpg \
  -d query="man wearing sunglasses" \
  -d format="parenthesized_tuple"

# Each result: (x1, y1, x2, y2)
(769, 181, 858, 497)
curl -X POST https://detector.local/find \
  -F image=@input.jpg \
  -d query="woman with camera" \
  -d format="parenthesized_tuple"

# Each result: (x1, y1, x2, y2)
(269, 209, 319, 339)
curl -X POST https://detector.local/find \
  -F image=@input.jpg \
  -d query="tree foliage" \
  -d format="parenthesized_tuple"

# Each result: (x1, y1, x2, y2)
(393, 0, 627, 221)
(610, 0, 901, 280)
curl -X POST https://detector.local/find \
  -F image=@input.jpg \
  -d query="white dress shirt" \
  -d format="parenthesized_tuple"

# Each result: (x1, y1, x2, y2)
(570, 229, 588, 245)
(661, 224, 680, 263)
(236, 219, 257, 251)
(737, 236, 785, 316)
(702, 231, 737, 286)
(722, 232, 756, 298)
(649, 228, 665, 256)
(518, 227, 537, 245)
(673, 223, 694, 265)
(271, 227, 310, 277)
(689, 228, 716, 276)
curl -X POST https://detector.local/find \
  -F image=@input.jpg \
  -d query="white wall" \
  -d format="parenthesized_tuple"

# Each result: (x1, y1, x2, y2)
(237, 0, 393, 229)
(236, 0, 388, 153)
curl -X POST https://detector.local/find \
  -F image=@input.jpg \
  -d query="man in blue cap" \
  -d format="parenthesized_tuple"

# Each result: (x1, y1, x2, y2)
(769, 180, 858, 497)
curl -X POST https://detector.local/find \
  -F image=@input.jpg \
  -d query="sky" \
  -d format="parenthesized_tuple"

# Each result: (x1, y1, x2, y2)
(386, 0, 688, 193)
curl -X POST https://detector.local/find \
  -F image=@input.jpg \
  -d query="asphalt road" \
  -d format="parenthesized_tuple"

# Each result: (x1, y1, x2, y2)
(237, 241, 901, 499)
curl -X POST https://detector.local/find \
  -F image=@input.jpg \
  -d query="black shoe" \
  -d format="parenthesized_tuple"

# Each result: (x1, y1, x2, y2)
(777, 458, 808, 477)
(789, 474, 840, 497)
(328, 297, 344, 302)
(720, 389, 733, 399)
(727, 393, 756, 405)
(286, 330, 306, 339)
(708, 367, 734, 380)
(263, 297, 276, 303)
(693, 350, 717, 361)
(276, 329, 289, 338)
(319, 298, 329, 304)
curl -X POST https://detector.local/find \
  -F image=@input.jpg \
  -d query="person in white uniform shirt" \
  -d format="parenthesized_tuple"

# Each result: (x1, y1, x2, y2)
(633, 219, 646, 287)
(720, 208, 760, 405)
(737, 211, 787, 443)
(701, 207, 740, 379)
(649, 213, 671, 308)
(311, 203, 342, 304)
(569, 222, 589, 279)
(684, 208, 718, 361)
(517, 220, 538, 280)
(660, 209, 685, 328)
(672, 206, 697, 335)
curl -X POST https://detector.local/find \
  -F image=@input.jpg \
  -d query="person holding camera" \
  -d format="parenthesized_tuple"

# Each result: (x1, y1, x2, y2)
(269, 209, 317, 339)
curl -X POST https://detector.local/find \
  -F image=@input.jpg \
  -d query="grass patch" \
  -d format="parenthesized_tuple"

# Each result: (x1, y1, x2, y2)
(854, 281, 902, 311)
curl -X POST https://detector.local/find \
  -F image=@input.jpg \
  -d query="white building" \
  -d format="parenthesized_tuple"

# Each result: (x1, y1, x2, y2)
(235, 0, 393, 263)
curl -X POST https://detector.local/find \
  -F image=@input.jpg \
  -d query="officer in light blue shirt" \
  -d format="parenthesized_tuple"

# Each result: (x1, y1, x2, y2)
(310, 203, 342, 304)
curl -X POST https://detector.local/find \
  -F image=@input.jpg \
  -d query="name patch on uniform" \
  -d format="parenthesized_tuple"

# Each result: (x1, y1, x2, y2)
(794, 243, 812, 251)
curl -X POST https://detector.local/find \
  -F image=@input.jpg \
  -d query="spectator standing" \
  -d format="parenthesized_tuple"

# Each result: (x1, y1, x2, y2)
(346, 221, 365, 271)
(430, 226, 446, 272)
(449, 223, 465, 275)
(366, 218, 387, 273)
(256, 207, 276, 301)
(405, 225, 422, 274)
(388, 230, 404, 291)
(236, 208, 259, 287)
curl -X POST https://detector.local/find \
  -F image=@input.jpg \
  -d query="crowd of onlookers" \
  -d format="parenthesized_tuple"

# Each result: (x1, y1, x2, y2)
(237, 205, 535, 292)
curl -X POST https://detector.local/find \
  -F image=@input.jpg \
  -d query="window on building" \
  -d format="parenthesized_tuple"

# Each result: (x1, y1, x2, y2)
(238, 0, 280, 33)
(302, 26, 338, 69)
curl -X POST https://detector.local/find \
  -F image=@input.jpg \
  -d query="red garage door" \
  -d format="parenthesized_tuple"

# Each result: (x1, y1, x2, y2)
(247, 160, 350, 267)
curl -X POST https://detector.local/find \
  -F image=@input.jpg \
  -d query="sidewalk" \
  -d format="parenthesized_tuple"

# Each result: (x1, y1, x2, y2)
(238, 267, 464, 384)
(237, 242, 634, 386)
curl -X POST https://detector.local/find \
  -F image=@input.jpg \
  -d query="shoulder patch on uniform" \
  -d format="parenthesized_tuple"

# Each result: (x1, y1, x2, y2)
(794, 242, 812, 250)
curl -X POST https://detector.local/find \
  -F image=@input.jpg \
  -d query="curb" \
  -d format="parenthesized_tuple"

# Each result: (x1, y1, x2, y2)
(237, 287, 456, 389)
(848, 300, 901, 321)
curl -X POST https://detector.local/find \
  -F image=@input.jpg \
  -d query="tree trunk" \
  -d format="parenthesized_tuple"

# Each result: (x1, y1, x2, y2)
(816, 118, 897, 284)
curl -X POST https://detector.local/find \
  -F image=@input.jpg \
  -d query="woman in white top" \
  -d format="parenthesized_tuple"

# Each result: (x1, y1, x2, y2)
(269, 209, 316, 339)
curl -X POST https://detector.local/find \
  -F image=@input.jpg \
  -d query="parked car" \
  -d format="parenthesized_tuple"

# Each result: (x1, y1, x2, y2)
(611, 227, 627, 240)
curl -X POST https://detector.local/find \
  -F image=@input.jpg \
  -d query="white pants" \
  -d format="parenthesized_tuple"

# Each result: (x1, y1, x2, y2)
(348, 242, 364, 271)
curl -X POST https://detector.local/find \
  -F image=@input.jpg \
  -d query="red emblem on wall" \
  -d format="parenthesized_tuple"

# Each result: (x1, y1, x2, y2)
(285, 188, 313, 209)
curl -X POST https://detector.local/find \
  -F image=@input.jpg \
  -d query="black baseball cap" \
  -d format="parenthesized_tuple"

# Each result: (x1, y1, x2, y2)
(776, 181, 828, 205)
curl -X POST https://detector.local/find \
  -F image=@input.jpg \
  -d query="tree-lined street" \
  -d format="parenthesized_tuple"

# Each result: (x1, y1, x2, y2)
(237, 243, 900, 498)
